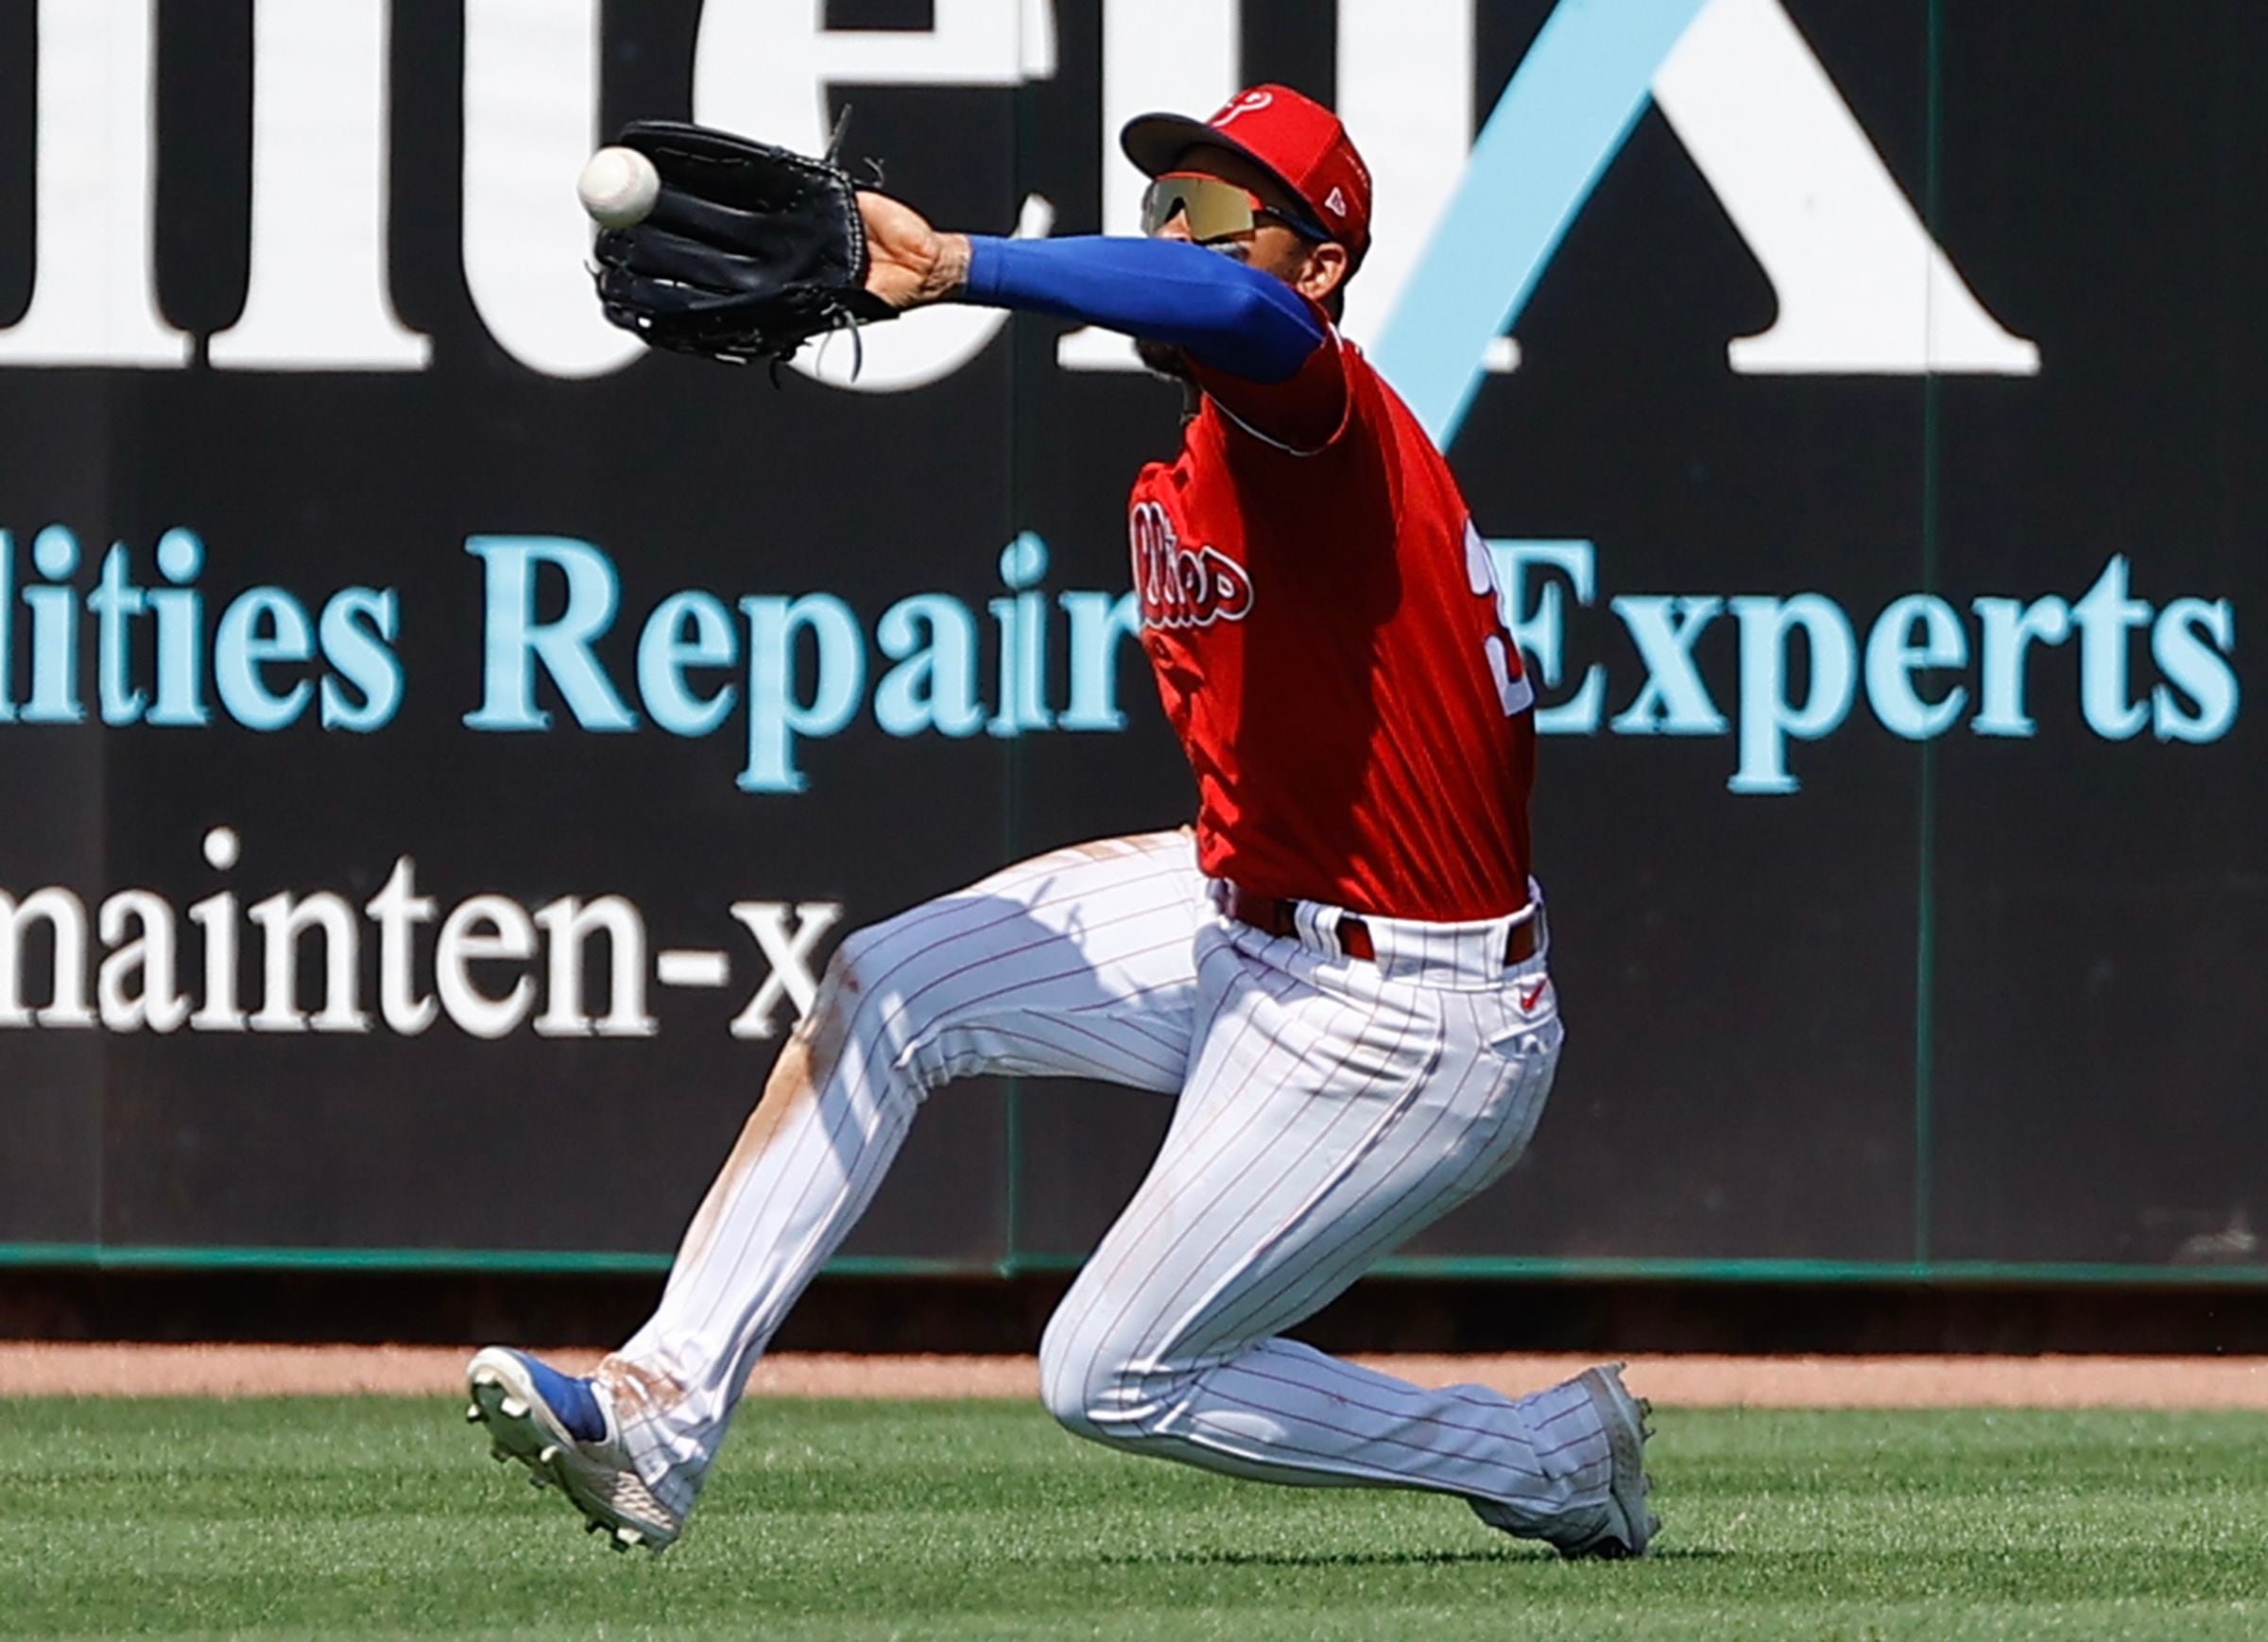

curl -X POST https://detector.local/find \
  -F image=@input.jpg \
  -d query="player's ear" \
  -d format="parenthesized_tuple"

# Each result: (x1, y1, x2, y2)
(1297, 241, 1349, 307)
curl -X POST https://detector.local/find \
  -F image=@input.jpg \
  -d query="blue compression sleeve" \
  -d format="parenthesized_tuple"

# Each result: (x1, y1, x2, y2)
(963, 235, 1327, 383)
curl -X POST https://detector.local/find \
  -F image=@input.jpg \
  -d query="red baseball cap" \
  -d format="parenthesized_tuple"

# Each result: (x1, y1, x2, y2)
(1121, 84, 1373, 267)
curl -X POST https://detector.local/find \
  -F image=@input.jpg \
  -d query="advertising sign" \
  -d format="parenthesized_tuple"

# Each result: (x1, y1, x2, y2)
(2, 0, 2258, 1282)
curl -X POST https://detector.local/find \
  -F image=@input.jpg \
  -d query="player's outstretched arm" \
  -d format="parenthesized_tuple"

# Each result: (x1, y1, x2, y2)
(859, 191, 975, 309)
(855, 193, 1326, 384)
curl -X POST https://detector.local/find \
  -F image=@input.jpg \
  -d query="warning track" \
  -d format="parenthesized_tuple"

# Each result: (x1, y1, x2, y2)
(3, 1344, 2263, 1407)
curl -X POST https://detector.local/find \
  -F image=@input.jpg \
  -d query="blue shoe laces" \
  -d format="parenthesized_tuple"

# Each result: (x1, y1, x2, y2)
(514, 1351, 607, 1443)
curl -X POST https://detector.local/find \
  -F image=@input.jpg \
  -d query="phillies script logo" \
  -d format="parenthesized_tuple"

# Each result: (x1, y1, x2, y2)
(1129, 502, 1254, 630)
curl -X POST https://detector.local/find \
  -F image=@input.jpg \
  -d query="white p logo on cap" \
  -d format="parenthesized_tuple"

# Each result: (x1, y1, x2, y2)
(1216, 90, 1274, 126)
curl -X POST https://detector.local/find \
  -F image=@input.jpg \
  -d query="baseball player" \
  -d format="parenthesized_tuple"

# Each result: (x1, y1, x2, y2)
(468, 84, 1657, 1559)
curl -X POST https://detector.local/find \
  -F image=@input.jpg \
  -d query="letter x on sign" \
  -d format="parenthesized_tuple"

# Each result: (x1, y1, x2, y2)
(728, 900, 843, 1038)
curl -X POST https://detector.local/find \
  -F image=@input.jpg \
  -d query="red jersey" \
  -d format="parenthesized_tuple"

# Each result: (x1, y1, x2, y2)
(1125, 322, 1538, 923)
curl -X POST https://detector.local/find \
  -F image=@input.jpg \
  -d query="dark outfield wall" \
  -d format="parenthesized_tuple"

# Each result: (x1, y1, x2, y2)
(0, 0, 2259, 1287)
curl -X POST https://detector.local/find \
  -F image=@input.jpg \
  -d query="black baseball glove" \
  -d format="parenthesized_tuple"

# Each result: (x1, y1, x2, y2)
(591, 120, 897, 369)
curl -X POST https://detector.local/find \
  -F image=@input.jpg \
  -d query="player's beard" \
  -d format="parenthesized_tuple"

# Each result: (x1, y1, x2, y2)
(1137, 338, 1194, 382)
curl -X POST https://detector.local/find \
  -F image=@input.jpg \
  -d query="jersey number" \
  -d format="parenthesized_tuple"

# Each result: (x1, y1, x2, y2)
(1465, 522, 1536, 715)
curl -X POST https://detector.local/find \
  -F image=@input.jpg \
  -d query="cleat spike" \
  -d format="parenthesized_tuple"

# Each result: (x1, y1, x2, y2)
(472, 1368, 500, 1388)
(498, 1395, 529, 1419)
(538, 1444, 562, 1465)
(465, 1403, 485, 1423)
(586, 1519, 606, 1535)
(615, 1527, 644, 1548)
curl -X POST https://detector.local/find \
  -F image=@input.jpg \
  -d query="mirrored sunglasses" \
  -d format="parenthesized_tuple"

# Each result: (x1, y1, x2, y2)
(1139, 172, 1323, 244)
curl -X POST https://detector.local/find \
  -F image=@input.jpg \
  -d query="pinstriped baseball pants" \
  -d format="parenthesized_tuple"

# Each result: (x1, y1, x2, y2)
(599, 830, 1616, 1544)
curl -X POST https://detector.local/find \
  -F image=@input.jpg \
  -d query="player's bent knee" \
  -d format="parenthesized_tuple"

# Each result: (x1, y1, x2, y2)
(1036, 1313, 1110, 1442)
(799, 933, 873, 1037)
(817, 908, 950, 1033)
(1037, 1309, 1178, 1450)
(809, 897, 1034, 1097)
(779, 923, 926, 1106)
(817, 920, 888, 998)
(806, 915, 928, 1047)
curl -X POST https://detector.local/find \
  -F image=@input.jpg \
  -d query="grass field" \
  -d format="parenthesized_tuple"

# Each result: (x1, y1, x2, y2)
(2, 1397, 2263, 1639)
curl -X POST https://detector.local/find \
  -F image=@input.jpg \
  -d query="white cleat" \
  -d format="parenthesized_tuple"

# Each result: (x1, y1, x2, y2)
(1468, 1362, 1660, 1558)
(1557, 1362, 1660, 1560)
(463, 1347, 682, 1553)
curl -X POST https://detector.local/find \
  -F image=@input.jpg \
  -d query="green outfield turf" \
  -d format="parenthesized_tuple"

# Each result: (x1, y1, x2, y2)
(1, 1397, 2263, 1639)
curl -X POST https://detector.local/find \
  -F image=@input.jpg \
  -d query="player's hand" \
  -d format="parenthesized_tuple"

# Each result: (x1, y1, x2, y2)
(858, 192, 971, 309)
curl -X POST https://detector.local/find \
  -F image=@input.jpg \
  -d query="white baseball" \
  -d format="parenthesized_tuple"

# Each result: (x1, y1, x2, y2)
(577, 146, 661, 229)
